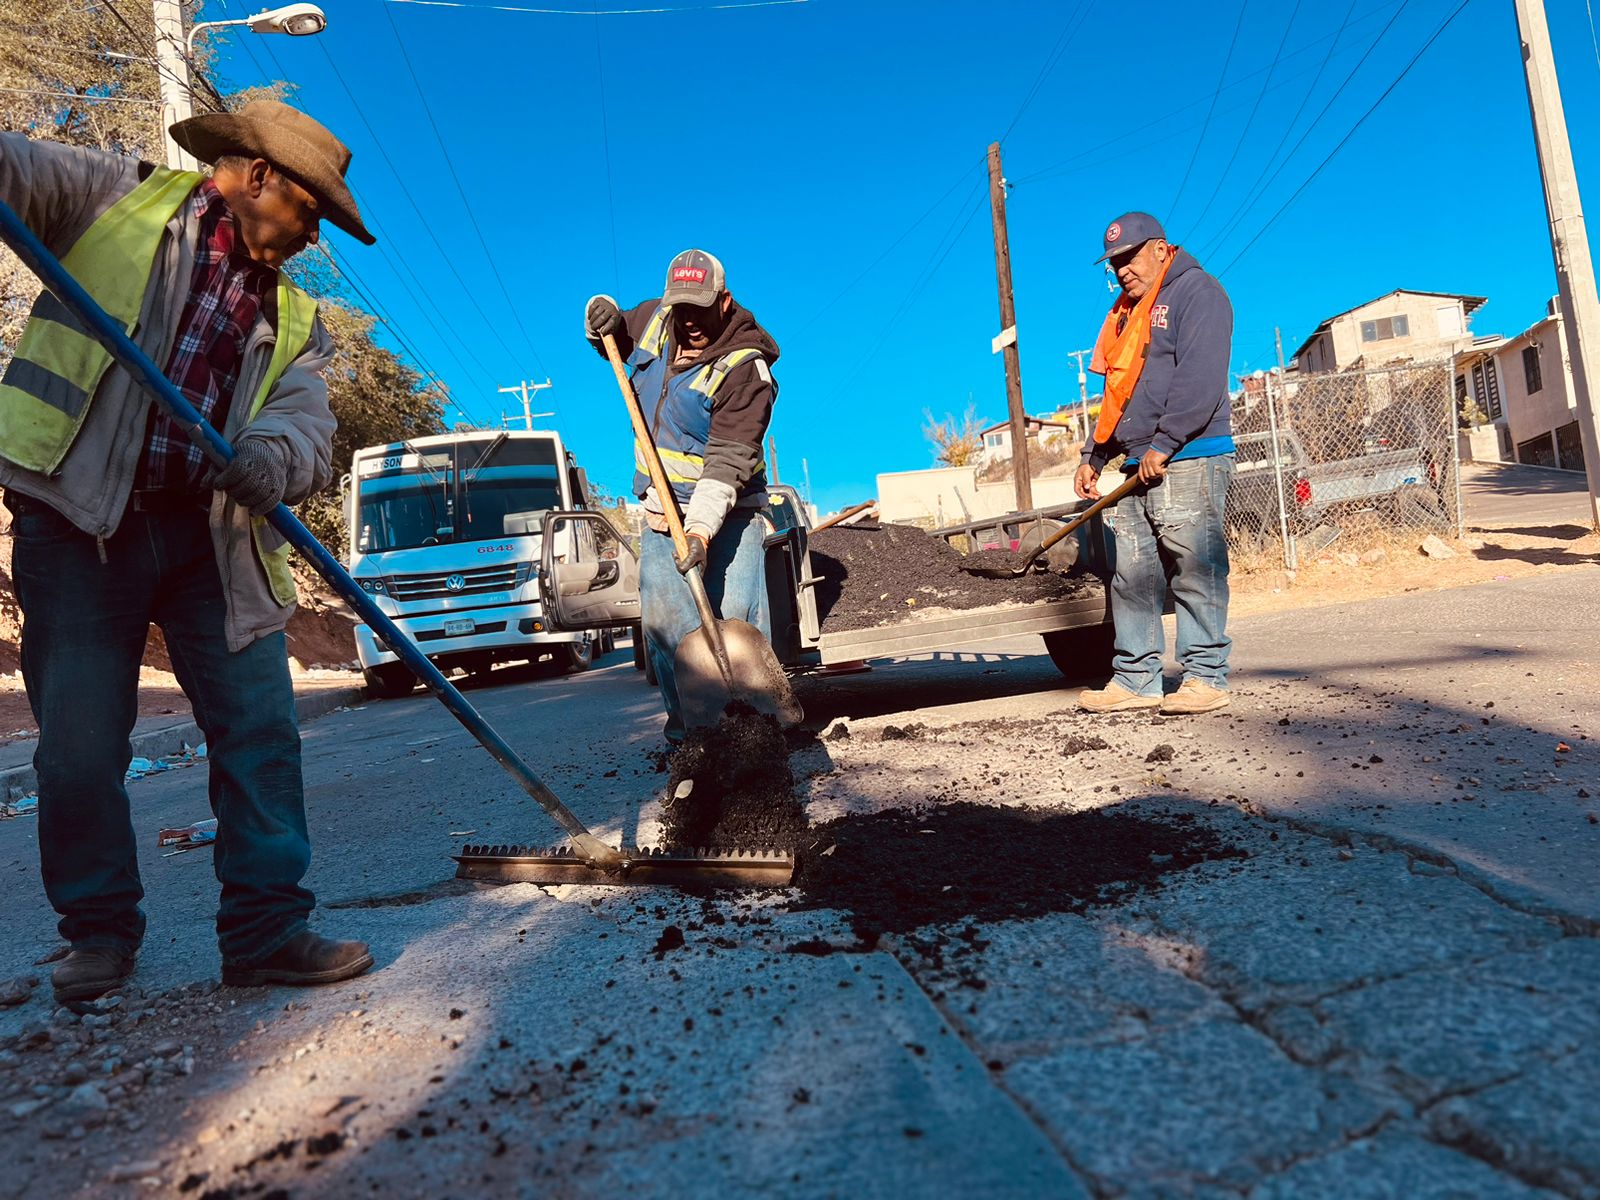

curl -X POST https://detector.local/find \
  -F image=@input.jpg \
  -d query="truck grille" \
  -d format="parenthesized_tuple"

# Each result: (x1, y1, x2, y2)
(386, 561, 533, 602)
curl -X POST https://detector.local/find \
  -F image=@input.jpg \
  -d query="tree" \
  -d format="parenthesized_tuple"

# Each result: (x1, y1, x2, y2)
(294, 303, 448, 550)
(923, 404, 987, 467)
(0, 23, 449, 560)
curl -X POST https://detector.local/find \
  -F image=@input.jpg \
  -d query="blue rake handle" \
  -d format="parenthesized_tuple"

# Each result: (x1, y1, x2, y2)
(0, 198, 620, 869)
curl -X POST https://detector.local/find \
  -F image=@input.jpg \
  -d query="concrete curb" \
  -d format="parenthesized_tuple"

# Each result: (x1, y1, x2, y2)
(0, 684, 366, 801)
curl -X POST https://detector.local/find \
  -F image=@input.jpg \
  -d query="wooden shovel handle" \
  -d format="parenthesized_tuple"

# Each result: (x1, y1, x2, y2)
(602, 332, 693, 562)
(812, 500, 876, 533)
(1026, 472, 1144, 562)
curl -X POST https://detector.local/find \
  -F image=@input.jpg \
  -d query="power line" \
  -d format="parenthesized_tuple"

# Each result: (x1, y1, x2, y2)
(833, 170, 989, 394)
(98, 0, 227, 111)
(1169, 0, 1250, 220)
(1201, 0, 1410, 262)
(1186, 0, 1304, 235)
(377, 1, 552, 377)
(305, 37, 534, 371)
(314, 242, 478, 427)
(0, 85, 159, 106)
(211, 10, 502, 414)
(1010, 0, 1397, 187)
(592, 2, 621, 295)
(380, 0, 808, 14)
(1216, 0, 1472, 277)
(1587, 0, 1600, 74)
(1191, 0, 1359, 252)
(996, 0, 1093, 145)
(794, 154, 987, 335)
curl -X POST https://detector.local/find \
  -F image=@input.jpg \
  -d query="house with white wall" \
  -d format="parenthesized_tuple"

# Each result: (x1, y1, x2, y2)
(1292, 290, 1488, 373)
(1454, 300, 1586, 472)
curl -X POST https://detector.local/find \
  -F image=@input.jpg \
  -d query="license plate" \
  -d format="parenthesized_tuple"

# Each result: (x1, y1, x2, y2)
(443, 618, 475, 637)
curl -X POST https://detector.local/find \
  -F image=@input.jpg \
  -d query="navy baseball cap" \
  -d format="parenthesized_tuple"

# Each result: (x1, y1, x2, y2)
(1096, 212, 1166, 263)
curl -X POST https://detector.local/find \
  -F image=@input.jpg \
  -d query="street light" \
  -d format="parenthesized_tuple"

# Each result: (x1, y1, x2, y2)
(154, 2, 330, 172)
(186, 4, 329, 56)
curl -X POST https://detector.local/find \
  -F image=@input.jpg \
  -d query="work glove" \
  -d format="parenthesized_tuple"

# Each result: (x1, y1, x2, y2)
(584, 295, 624, 342)
(208, 438, 288, 517)
(674, 531, 708, 576)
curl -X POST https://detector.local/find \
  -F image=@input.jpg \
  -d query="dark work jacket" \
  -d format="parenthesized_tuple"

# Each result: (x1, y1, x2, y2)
(1087, 248, 1234, 469)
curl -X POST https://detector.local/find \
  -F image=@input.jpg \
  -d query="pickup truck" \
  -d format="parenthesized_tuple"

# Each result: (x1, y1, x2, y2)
(1226, 427, 1450, 553)
(532, 486, 1120, 683)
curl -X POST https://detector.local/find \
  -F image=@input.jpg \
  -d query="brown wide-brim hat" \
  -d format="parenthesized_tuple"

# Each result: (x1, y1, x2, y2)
(170, 99, 375, 246)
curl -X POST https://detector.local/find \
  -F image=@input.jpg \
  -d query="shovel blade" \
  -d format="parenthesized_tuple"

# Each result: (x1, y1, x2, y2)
(675, 619, 803, 730)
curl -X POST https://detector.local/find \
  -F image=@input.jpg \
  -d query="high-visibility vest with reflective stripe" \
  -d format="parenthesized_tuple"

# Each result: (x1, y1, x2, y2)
(0, 166, 318, 605)
(627, 303, 770, 507)
(0, 167, 203, 473)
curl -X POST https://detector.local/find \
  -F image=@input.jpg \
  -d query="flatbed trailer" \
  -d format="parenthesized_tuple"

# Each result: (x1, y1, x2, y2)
(761, 488, 1117, 680)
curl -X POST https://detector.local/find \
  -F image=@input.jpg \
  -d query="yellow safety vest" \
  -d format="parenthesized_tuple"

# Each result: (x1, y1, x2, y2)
(0, 165, 318, 606)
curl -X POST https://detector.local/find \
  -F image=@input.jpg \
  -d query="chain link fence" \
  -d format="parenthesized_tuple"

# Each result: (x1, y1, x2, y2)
(1224, 362, 1462, 573)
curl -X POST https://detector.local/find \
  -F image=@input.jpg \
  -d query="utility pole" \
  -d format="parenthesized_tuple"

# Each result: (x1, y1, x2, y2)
(497, 379, 553, 431)
(767, 436, 780, 484)
(1067, 348, 1093, 443)
(987, 141, 1032, 513)
(1515, 0, 1600, 527)
(801, 457, 814, 509)
(151, 0, 198, 171)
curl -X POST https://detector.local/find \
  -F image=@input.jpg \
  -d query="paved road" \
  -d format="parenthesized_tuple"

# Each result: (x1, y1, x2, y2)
(0, 569, 1596, 1198)
(1461, 461, 1593, 530)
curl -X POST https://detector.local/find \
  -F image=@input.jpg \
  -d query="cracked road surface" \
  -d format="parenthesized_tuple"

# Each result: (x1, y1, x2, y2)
(0, 567, 1595, 1198)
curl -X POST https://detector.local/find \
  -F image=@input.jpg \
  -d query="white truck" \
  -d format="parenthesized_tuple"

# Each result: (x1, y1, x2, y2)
(343, 429, 639, 698)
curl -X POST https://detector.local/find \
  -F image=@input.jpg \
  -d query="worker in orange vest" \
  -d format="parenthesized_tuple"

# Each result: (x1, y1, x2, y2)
(1073, 213, 1236, 715)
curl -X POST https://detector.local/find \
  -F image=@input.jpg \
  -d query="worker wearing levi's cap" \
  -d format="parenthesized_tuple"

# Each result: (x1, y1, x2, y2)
(1074, 212, 1237, 716)
(583, 249, 781, 742)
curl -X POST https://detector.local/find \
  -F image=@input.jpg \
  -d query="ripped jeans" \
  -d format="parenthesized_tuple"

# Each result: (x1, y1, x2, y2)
(1101, 454, 1234, 696)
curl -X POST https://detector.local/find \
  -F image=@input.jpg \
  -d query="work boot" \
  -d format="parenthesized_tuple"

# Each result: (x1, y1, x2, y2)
(52, 947, 136, 1004)
(1160, 678, 1231, 715)
(222, 932, 374, 988)
(1078, 682, 1161, 713)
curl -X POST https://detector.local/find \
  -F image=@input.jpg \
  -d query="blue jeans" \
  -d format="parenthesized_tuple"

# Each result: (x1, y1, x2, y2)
(1101, 455, 1235, 696)
(7, 493, 313, 964)
(639, 508, 772, 743)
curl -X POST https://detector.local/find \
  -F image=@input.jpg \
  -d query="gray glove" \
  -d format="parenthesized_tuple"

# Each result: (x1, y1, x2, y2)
(584, 295, 624, 342)
(209, 438, 288, 517)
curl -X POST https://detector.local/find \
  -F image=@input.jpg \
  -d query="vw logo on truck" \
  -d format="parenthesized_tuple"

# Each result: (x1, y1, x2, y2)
(445, 574, 466, 592)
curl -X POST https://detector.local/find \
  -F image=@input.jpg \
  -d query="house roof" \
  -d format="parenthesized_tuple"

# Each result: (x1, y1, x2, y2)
(1290, 290, 1490, 362)
(979, 415, 1083, 436)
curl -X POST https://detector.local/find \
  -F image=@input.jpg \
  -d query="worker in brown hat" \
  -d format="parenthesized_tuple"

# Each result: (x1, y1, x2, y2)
(0, 100, 375, 1003)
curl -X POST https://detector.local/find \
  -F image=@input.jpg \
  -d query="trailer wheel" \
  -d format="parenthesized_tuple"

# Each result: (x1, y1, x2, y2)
(1043, 624, 1116, 683)
(363, 662, 417, 699)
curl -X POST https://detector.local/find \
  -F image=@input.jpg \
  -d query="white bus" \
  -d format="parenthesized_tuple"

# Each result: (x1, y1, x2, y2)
(343, 429, 638, 697)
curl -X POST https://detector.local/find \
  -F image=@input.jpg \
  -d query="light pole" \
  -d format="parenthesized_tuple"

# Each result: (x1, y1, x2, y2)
(151, 3, 329, 172)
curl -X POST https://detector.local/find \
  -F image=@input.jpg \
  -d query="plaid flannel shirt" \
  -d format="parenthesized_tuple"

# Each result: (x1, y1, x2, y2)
(136, 180, 277, 493)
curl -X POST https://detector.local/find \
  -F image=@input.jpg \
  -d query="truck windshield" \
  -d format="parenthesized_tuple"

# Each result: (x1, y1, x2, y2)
(459, 438, 562, 542)
(354, 438, 564, 553)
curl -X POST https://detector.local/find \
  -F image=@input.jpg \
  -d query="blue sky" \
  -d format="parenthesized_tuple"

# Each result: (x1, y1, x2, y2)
(201, 0, 1600, 513)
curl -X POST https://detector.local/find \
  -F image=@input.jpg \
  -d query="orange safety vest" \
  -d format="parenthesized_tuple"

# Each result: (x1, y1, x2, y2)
(1088, 249, 1178, 445)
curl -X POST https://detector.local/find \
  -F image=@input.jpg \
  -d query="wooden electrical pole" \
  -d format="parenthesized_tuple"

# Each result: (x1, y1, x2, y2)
(987, 141, 1032, 513)
(1515, 0, 1600, 526)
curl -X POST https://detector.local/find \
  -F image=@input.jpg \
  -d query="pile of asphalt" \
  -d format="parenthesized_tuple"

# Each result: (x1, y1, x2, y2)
(661, 706, 807, 852)
(791, 803, 1248, 939)
(808, 521, 1098, 633)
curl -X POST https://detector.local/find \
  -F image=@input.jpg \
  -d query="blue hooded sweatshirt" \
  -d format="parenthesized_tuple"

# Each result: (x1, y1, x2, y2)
(1085, 247, 1234, 471)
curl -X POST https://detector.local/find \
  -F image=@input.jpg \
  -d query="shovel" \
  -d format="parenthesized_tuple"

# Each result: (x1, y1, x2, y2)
(601, 333, 802, 731)
(0, 198, 796, 888)
(961, 472, 1143, 578)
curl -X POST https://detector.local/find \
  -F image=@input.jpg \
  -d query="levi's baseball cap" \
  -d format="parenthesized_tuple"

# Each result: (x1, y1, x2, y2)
(1096, 212, 1166, 263)
(662, 248, 726, 308)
